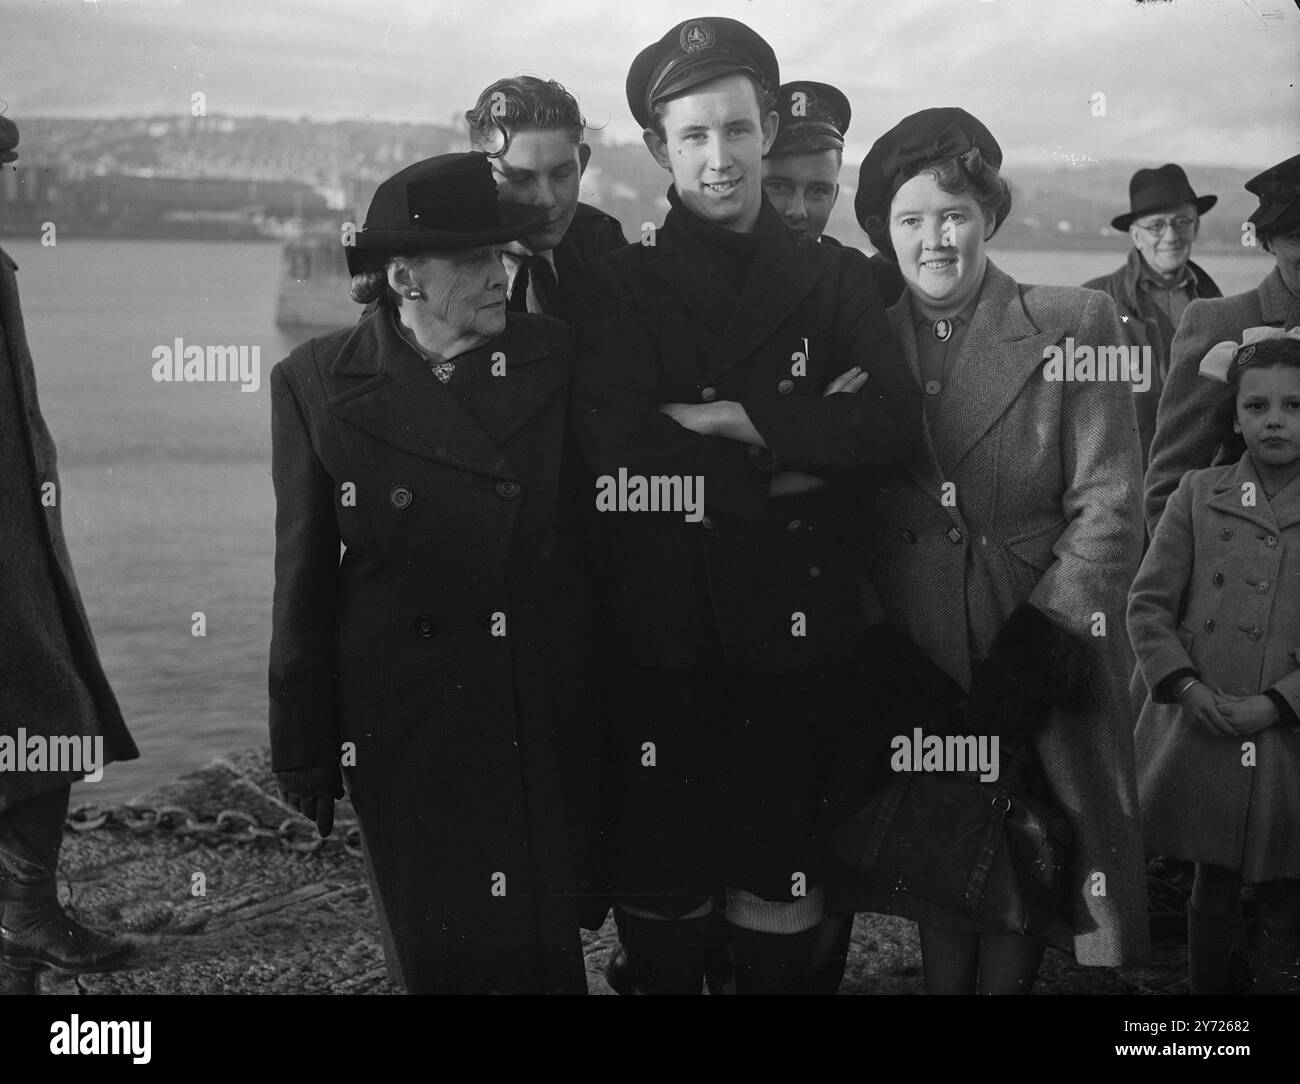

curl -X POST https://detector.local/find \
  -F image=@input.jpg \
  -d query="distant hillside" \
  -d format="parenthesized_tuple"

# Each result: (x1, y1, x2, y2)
(0, 114, 1268, 251)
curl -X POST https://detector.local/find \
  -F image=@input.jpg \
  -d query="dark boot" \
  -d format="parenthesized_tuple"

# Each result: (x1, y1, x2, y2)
(730, 925, 819, 995)
(809, 914, 853, 995)
(615, 910, 713, 995)
(1188, 903, 1236, 995)
(0, 879, 133, 975)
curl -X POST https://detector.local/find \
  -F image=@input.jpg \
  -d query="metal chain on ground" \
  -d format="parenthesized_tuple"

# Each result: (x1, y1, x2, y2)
(65, 801, 364, 858)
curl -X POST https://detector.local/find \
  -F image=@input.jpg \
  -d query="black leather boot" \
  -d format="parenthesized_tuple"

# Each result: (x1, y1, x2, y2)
(0, 879, 133, 975)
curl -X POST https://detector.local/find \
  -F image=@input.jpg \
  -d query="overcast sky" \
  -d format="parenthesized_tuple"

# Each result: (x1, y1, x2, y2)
(0, 0, 1296, 169)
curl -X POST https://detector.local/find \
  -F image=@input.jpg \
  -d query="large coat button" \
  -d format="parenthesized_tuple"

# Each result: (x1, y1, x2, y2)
(1212, 572, 1223, 586)
(1220, 528, 1233, 540)
(701, 515, 717, 531)
(701, 386, 718, 402)
(414, 615, 438, 638)
(777, 379, 795, 395)
(495, 480, 520, 501)
(1265, 535, 1278, 548)
(1203, 618, 1215, 632)
(1249, 628, 1263, 642)
(946, 527, 963, 544)
(1257, 581, 1270, 594)
(390, 484, 413, 509)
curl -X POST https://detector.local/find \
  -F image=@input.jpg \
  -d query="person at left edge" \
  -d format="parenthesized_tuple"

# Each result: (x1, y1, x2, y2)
(762, 79, 904, 305)
(269, 152, 591, 994)
(0, 112, 137, 996)
(465, 76, 628, 324)
(573, 16, 921, 995)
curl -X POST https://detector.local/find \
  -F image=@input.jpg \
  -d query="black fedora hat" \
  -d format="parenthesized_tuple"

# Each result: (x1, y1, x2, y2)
(0, 115, 18, 165)
(767, 81, 850, 158)
(1245, 152, 1300, 236)
(626, 16, 779, 130)
(346, 152, 546, 276)
(1112, 164, 1216, 232)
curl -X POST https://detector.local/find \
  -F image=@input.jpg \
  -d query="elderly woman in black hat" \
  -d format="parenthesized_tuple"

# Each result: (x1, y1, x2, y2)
(1145, 152, 1300, 531)
(842, 108, 1149, 992)
(268, 151, 597, 994)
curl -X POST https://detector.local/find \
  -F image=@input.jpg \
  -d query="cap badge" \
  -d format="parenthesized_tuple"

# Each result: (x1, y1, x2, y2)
(680, 21, 715, 52)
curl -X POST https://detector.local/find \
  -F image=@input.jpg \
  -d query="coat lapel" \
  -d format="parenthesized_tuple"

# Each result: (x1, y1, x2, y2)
(1208, 454, 1300, 532)
(326, 308, 561, 480)
(644, 196, 824, 383)
(928, 261, 1057, 474)
(887, 296, 947, 495)
(1258, 266, 1300, 328)
(712, 203, 823, 379)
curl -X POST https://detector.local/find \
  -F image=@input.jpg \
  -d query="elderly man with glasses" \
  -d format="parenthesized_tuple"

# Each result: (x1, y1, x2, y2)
(1085, 164, 1221, 469)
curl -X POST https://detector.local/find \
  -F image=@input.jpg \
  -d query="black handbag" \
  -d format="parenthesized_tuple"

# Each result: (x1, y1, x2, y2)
(820, 745, 1073, 937)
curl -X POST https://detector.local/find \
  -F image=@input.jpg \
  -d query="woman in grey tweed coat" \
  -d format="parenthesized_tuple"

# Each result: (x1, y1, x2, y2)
(850, 108, 1149, 992)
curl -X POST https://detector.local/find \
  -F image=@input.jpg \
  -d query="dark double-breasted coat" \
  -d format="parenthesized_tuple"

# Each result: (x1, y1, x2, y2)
(1083, 249, 1221, 470)
(1144, 266, 1300, 532)
(572, 196, 922, 675)
(0, 246, 137, 813)
(860, 263, 1150, 966)
(1130, 456, 1300, 881)
(268, 305, 594, 994)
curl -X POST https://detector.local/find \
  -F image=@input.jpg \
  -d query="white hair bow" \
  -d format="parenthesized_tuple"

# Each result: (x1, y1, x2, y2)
(1199, 324, 1300, 383)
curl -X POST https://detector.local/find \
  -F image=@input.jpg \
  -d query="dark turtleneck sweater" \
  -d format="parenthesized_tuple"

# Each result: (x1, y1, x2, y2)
(666, 185, 761, 296)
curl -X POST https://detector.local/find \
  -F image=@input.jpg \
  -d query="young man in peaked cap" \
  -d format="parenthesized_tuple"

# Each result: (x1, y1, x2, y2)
(572, 17, 920, 994)
(763, 79, 905, 305)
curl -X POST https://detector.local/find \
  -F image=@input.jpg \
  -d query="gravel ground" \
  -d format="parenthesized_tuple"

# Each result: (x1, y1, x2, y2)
(30, 748, 1188, 996)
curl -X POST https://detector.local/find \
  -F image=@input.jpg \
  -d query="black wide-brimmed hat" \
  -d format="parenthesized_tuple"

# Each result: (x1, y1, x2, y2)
(0, 115, 18, 165)
(1245, 152, 1300, 236)
(1111, 164, 1216, 232)
(767, 81, 850, 158)
(854, 107, 1001, 243)
(626, 16, 779, 130)
(345, 152, 546, 276)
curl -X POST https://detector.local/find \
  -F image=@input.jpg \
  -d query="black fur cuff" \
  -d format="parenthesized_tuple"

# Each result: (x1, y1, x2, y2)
(964, 603, 1092, 740)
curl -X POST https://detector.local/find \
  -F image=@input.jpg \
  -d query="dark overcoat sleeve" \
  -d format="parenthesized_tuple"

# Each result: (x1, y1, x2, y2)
(268, 352, 342, 772)
(740, 249, 921, 474)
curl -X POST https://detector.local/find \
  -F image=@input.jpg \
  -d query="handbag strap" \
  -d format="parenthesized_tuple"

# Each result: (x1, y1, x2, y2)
(960, 789, 1012, 914)
(862, 774, 911, 867)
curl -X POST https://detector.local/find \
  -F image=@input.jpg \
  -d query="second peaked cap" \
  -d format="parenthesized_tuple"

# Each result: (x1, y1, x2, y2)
(767, 81, 850, 157)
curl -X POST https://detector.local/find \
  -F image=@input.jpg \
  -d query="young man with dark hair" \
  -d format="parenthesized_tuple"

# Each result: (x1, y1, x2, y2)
(573, 17, 920, 994)
(464, 76, 627, 325)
